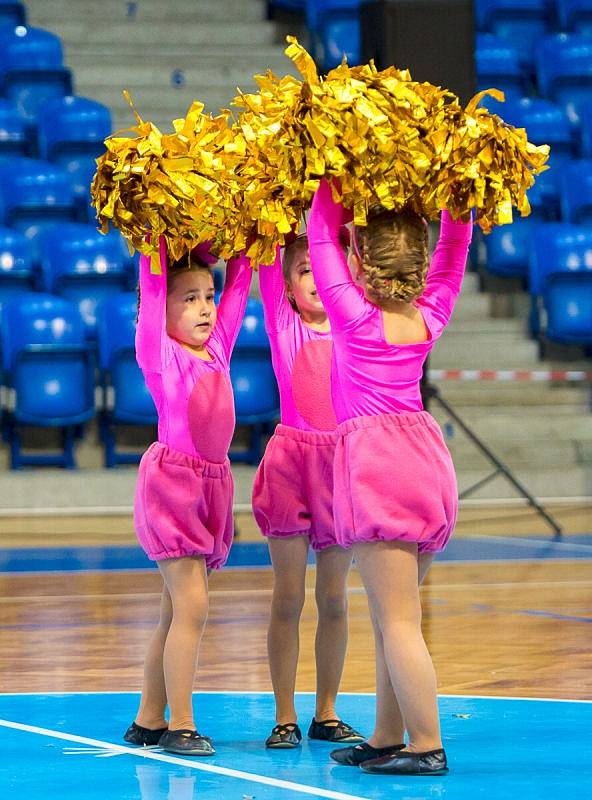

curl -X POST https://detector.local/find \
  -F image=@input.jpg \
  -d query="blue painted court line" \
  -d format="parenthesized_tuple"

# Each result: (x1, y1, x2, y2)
(0, 692, 590, 800)
(0, 534, 590, 573)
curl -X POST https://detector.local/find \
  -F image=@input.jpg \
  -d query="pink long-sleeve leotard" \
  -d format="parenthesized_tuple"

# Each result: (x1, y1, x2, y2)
(307, 181, 473, 421)
(136, 236, 252, 463)
(259, 248, 337, 432)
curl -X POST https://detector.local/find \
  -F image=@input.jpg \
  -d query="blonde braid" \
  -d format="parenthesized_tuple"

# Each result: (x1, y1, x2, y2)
(356, 207, 429, 304)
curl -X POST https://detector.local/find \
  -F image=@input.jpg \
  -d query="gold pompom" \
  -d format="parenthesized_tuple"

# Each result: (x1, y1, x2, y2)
(91, 94, 251, 267)
(90, 39, 550, 267)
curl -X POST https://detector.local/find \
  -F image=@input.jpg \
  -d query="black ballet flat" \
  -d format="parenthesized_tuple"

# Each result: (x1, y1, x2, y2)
(158, 729, 215, 756)
(123, 721, 168, 747)
(308, 718, 365, 743)
(360, 747, 448, 776)
(330, 741, 405, 766)
(265, 723, 302, 749)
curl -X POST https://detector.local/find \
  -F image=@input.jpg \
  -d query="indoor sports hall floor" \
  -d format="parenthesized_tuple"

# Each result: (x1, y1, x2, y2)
(1, 504, 591, 799)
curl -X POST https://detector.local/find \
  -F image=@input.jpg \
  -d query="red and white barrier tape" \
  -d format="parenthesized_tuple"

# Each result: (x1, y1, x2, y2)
(428, 369, 592, 382)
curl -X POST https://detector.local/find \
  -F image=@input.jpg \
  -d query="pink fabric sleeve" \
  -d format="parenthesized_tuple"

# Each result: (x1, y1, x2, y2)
(307, 178, 368, 331)
(418, 211, 473, 338)
(135, 235, 173, 374)
(258, 246, 294, 333)
(210, 251, 253, 357)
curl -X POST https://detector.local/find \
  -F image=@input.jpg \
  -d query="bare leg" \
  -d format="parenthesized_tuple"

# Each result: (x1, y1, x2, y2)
(354, 540, 441, 753)
(158, 556, 209, 731)
(135, 581, 173, 729)
(313, 546, 353, 721)
(366, 550, 435, 747)
(267, 536, 310, 724)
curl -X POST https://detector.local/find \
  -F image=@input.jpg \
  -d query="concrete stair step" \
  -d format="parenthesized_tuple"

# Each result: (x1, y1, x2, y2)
(430, 381, 590, 409)
(447, 317, 527, 334)
(27, 21, 278, 47)
(431, 333, 540, 369)
(75, 62, 292, 91)
(27, 0, 266, 24)
(431, 407, 592, 443)
(455, 465, 592, 500)
(66, 44, 290, 59)
(444, 439, 580, 470)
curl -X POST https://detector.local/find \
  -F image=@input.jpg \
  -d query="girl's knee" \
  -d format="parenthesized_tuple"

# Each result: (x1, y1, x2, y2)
(316, 588, 348, 620)
(272, 589, 305, 621)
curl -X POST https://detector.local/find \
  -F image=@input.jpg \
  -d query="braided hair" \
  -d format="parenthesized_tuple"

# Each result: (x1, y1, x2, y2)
(353, 206, 429, 304)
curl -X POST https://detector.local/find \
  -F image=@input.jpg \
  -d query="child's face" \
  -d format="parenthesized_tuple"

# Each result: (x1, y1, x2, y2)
(166, 269, 217, 349)
(286, 250, 326, 317)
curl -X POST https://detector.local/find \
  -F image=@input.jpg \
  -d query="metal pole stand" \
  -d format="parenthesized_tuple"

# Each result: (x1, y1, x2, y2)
(421, 374, 563, 540)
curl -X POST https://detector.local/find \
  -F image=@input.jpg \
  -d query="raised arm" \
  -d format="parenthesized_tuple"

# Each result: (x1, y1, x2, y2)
(308, 178, 368, 331)
(418, 211, 473, 337)
(258, 245, 294, 333)
(211, 251, 253, 356)
(135, 235, 173, 373)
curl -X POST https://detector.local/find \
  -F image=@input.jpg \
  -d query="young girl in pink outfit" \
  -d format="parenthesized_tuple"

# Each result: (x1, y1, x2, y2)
(252, 233, 364, 749)
(124, 237, 252, 756)
(308, 178, 472, 776)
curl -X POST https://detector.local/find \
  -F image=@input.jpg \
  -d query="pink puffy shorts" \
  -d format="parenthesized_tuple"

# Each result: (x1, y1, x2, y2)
(333, 411, 458, 553)
(252, 424, 340, 552)
(134, 442, 234, 569)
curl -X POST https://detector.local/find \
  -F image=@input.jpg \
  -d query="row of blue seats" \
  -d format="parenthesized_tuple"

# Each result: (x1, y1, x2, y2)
(267, 1, 592, 72)
(484, 221, 592, 350)
(0, 25, 74, 133)
(0, 94, 111, 182)
(477, 33, 592, 125)
(0, 292, 279, 469)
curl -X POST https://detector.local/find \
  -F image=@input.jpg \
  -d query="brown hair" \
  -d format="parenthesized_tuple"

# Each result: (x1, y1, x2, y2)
(167, 252, 212, 292)
(136, 251, 212, 322)
(354, 206, 429, 304)
(282, 230, 349, 312)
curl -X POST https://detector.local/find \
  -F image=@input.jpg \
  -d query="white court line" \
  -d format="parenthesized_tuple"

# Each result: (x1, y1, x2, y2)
(0, 718, 372, 800)
(464, 534, 592, 553)
(1, 690, 590, 704)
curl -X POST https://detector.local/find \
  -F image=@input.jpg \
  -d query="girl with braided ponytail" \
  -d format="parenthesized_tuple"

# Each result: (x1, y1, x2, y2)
(307, 178, 472, 777)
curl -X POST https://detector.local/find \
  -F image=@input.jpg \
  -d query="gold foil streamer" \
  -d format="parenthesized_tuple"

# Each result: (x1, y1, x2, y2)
(91, 97, 251, 267)
(91, 39, 549, 267)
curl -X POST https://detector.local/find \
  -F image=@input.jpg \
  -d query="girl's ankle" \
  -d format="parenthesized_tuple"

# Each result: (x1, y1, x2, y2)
(367, 732, 405, 748)
(135, 716, 168, 730)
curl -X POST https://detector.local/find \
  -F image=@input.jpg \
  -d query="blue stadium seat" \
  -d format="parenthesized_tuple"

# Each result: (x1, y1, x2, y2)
(0, 1, 26, 27)
(37, 96, 111, 220)
(96, 292, 157, 467)
(306, 0, 361, 71)
(528, 223, 592, 343)
(0, 158, 77, 238)
(38, 223, 128, 339)
(559, 159, 592, 224)
(476, 33, 527, 100)
(544, 271, 592, 347)
(230, 298, 279, 464)
(0, 26, 73, 137)
(475, 0, 550, 71)
(484, 217, 535, 279)
(0, 225, 34, 300)
(0, 293, 94, 468)
(523, 178, 548, 220)
(499, 97, 575, 215)
(557, 0, 592, 35)
(0, 98, 27, 157)
(536, 34, 592, 126)
(581, 101, 592, 157)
